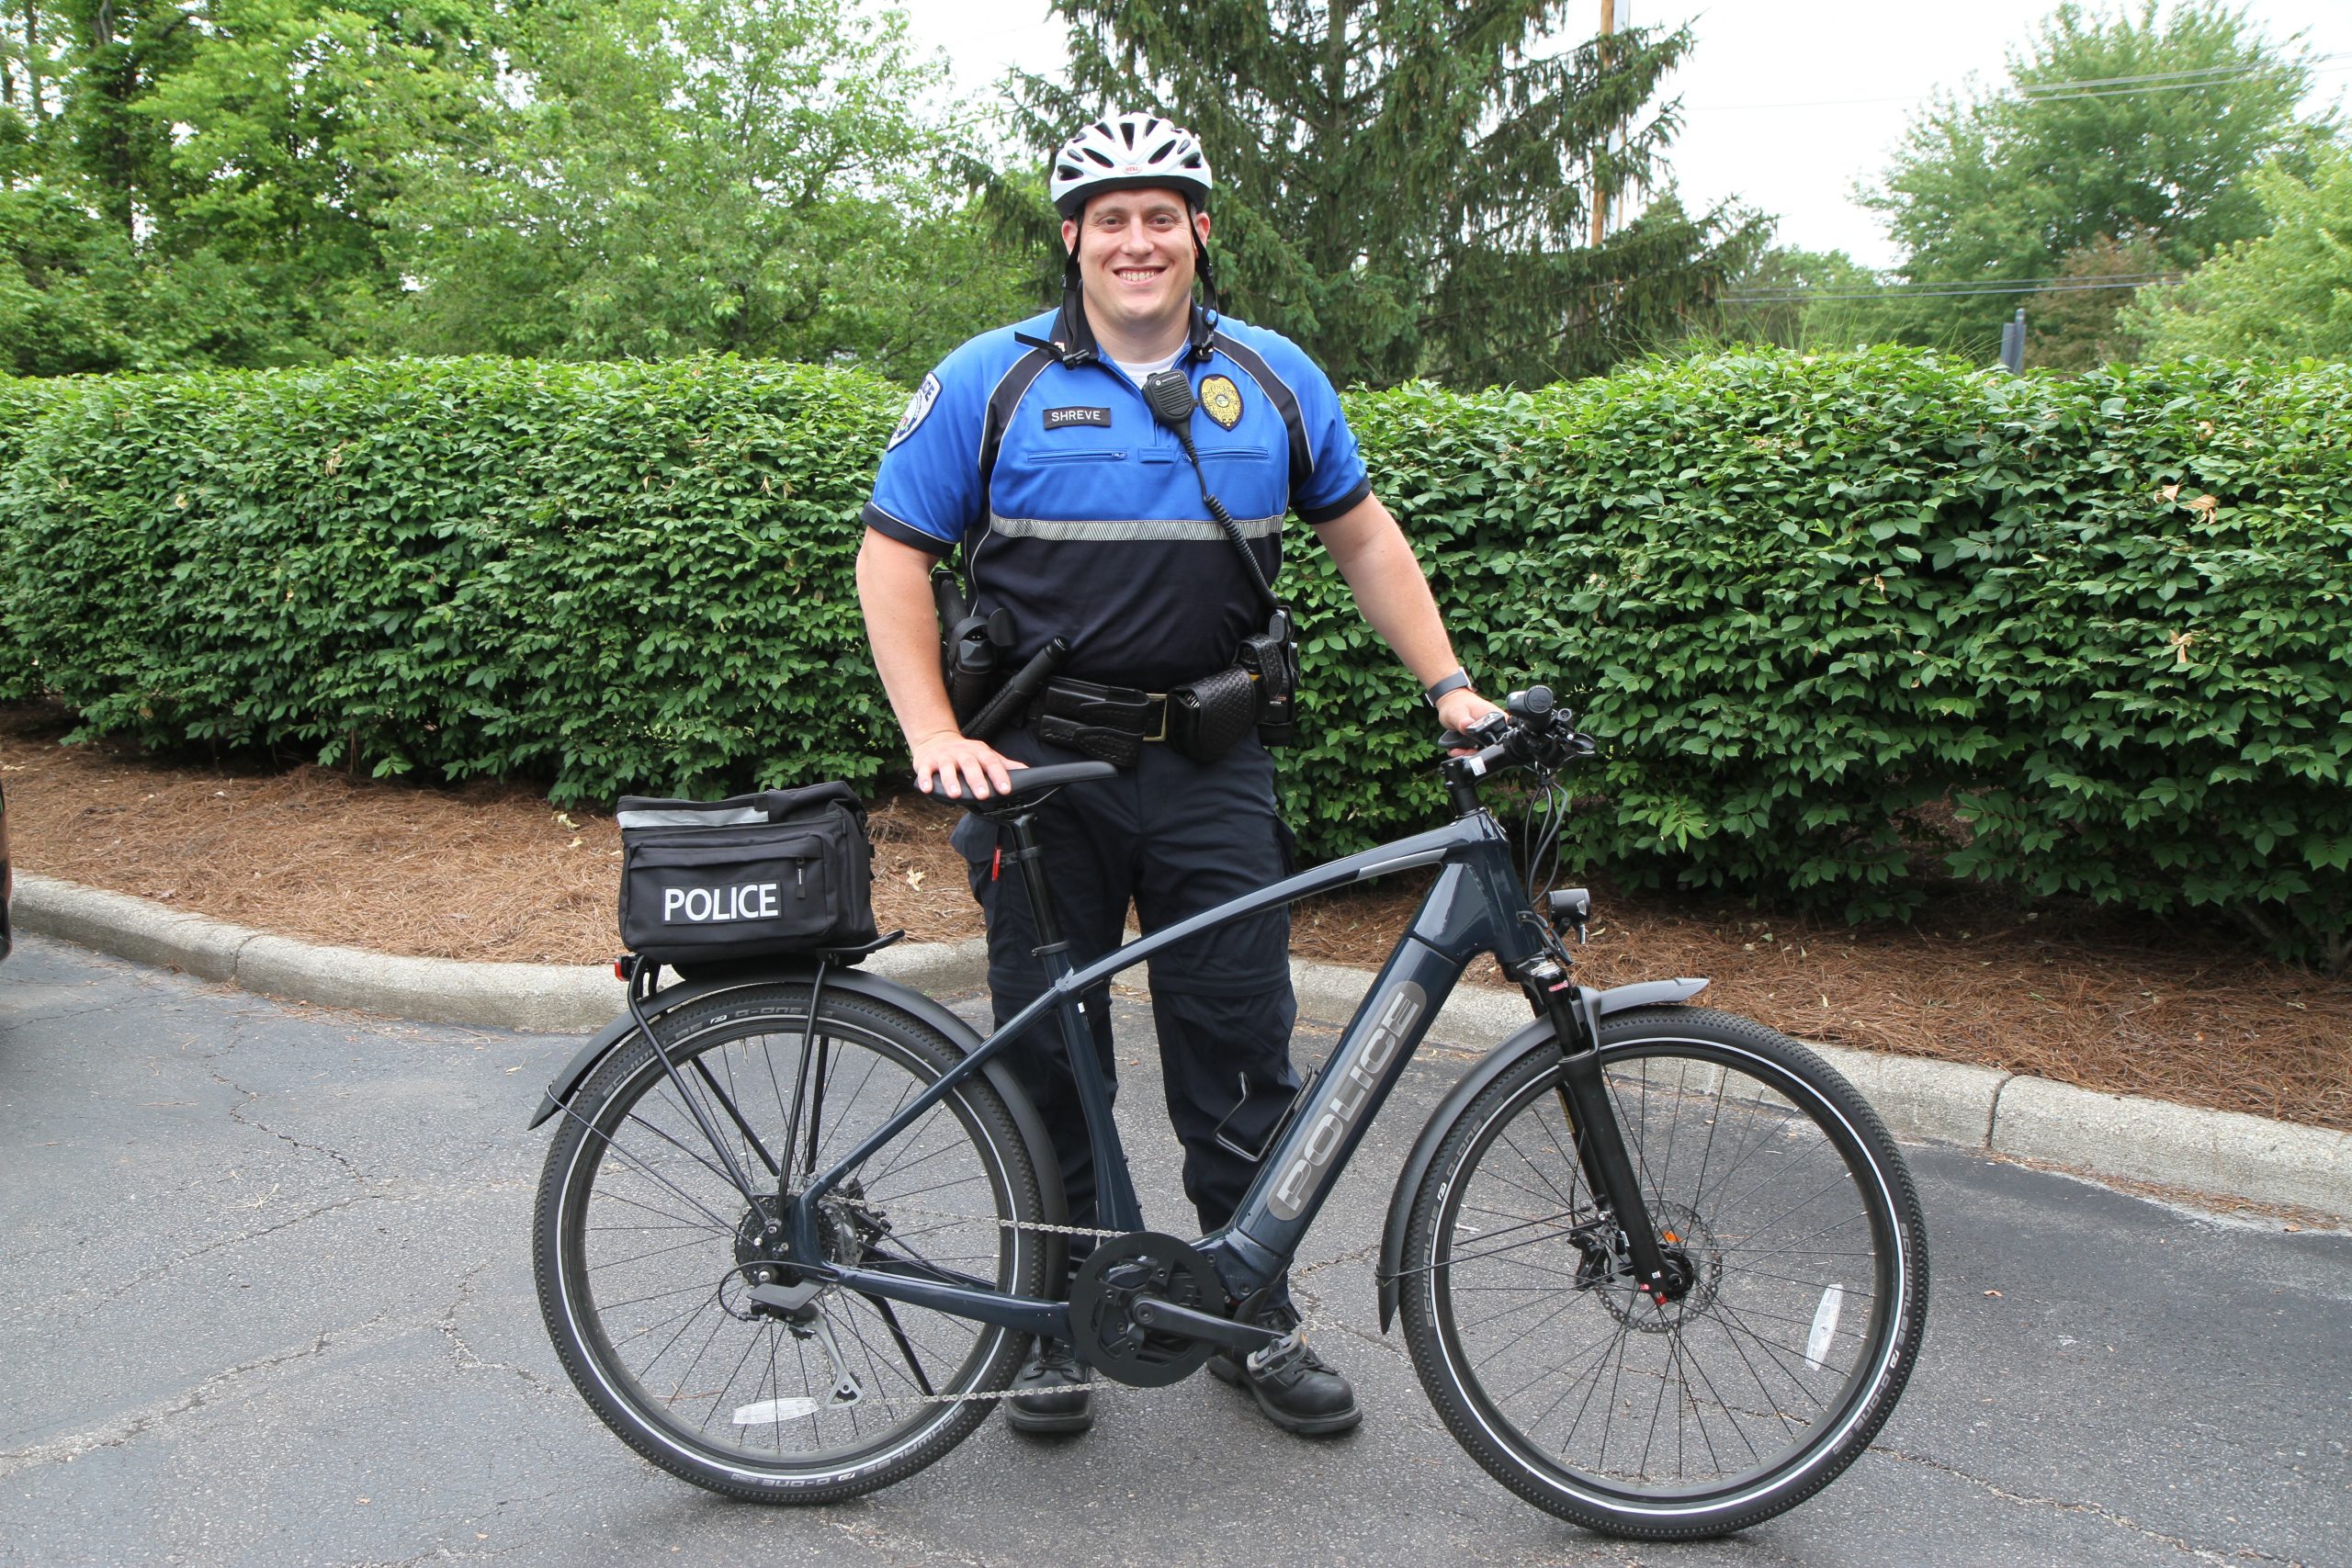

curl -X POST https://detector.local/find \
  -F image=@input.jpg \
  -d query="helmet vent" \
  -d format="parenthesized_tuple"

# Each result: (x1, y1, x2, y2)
(1049, 110, 1215, 218)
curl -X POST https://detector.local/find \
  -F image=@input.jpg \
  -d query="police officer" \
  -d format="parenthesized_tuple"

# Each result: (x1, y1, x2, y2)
(855, 111, 1498, 1438)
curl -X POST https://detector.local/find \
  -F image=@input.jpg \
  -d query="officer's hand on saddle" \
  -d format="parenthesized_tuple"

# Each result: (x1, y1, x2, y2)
(908, 728, 1026, 801)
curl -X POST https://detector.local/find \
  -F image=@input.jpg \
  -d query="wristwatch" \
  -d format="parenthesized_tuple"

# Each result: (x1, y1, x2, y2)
(1422, 670, 1472, 707)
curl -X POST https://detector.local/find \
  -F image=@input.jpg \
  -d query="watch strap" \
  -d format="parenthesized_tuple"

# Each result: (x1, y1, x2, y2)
(1422, 670, 1472, 707)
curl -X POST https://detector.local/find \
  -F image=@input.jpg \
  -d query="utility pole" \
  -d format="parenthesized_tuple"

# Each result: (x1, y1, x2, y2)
(1589, 0, 1615, 249)
(2000, 308, 2027, 374)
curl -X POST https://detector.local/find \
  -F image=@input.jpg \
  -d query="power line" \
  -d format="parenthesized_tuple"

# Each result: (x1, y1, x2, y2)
(2016, 59, 2309, 94)
(1721, 276, 2182, 304)
(2018, 70, 2328, 105)
(1687, 52, 2345, 113)
(1738, 271, 2180, 290)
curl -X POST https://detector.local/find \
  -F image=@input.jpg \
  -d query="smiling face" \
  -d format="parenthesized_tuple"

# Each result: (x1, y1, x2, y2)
(1062, 186, 1213, 355)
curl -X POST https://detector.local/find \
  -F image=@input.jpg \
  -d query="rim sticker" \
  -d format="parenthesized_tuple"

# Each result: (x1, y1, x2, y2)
(888, 372, 942, 450)
(1200, 375, 1244, 431)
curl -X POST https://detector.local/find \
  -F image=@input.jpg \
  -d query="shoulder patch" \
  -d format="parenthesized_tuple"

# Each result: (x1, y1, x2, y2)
(888, 372, 943, 450)
(1200, 375, 1244, 431)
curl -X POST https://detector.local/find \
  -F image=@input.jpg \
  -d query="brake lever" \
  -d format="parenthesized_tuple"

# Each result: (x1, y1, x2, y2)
(1438, 714, 1512, 751)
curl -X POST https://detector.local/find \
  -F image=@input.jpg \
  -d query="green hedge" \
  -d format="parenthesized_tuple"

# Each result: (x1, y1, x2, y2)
(1385, 353, 2352, 964)
(0, 357, 903, 791)
(4, 348, 2347, 964)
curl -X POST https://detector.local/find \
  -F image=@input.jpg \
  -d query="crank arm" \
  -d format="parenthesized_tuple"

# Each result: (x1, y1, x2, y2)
(1126, 1296, 1285, 1355)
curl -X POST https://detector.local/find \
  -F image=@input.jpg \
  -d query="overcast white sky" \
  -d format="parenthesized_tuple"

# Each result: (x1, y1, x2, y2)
(885, 0, 2352, 269)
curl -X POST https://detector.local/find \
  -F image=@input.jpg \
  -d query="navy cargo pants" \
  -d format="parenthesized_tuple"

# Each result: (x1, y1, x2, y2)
(950, 727, 1303, 1252)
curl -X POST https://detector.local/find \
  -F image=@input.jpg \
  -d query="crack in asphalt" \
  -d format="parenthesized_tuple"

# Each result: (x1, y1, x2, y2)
(1286, 1238, 1379, 1286)
(71, 1191, 385, 1317)
(7, 999, 129, 1025)
(435, 1262, 560, 1396)
(0, 1319, 388, 1478)
(1288, 1269, 1411, 1363)
(205, 1060, 370, 1181)
(1871, 1446, 2301, 1564)
(816, 1515, 1001, 1567)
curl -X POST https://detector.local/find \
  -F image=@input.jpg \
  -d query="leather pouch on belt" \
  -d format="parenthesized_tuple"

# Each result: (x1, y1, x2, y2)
(1035, 714, 1141, 768)
(1166, 665, 1263, 762)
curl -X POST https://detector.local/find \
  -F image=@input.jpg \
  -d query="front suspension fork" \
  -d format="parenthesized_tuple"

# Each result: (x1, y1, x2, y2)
(1526, 970, 1681, 1305)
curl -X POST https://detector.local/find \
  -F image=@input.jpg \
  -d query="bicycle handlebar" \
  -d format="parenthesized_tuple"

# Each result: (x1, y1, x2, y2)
(1438, 685, 1594, 782)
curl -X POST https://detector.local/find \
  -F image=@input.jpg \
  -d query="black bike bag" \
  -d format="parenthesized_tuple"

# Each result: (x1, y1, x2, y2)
(616, 783, 876, 964)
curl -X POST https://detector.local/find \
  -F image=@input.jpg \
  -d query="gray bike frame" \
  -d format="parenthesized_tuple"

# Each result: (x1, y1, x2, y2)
(780, 805, 1551, 1344)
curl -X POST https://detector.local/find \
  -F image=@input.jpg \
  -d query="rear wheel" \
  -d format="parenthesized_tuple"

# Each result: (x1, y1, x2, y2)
(1398, 1007, 1928, 1540)
(534, 984, 1046, 1501)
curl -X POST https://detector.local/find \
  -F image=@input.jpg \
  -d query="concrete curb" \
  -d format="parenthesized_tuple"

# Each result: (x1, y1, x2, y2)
(17, 871, 2347, 1219)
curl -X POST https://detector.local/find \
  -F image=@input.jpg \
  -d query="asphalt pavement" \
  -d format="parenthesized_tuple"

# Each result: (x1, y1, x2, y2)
(3, 934, 2346, 1568)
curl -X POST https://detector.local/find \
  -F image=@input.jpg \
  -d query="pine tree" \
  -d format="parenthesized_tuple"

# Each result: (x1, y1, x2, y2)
(1006, 0, 1765, 388)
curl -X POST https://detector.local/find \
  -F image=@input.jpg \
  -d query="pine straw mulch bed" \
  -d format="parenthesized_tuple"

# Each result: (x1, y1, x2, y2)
(6, 702, 2346, 1135)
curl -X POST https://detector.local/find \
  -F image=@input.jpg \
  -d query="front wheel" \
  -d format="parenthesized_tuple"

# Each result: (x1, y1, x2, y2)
(1397, 1007, 1928, 1540)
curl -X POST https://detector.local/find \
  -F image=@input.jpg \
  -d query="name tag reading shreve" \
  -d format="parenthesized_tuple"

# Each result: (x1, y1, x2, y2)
(1043, 406, 1112, 430)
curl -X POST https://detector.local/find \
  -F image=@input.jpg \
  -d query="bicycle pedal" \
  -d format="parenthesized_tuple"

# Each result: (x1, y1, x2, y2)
(1244, 1328, 1306, 1375)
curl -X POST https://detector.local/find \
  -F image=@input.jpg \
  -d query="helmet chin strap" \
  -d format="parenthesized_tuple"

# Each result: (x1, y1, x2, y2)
(1193, 233, 1222, 321)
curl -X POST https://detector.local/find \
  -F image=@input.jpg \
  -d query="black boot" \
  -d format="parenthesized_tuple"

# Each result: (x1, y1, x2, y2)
(1006, 1337, 1094, 1436)
(1206, 1307, 1361, 1436)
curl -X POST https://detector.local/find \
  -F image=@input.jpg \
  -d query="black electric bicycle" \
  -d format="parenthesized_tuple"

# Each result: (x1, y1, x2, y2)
(527, 690, 1928, 1540)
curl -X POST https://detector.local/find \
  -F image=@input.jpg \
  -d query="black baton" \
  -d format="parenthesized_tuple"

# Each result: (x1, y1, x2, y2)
(964, 637, 1068, 741)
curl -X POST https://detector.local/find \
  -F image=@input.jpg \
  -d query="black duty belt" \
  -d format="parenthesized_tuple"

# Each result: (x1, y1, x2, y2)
(1031, 677, 1170, 758)
(1026, 667, 1267, 768)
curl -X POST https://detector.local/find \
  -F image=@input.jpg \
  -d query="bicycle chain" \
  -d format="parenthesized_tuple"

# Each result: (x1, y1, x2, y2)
(791, 1202, 1311, 1412)
(873, 1199, 1130, 1241)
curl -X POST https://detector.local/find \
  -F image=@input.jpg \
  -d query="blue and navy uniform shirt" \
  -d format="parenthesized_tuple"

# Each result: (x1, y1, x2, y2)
(864, 300, 1373, 693)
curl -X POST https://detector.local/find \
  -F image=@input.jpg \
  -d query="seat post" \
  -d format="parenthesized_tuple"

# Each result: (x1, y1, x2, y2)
(999, 803, 1143, 1231)
(1001, 810, 1069, 974)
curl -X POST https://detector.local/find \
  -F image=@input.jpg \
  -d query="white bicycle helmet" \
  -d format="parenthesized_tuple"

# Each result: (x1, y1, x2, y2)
(1049, 111, 1213, 219)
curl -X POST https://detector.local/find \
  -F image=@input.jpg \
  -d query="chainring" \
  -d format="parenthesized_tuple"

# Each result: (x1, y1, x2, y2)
(1067, 1231, 1222, 1388)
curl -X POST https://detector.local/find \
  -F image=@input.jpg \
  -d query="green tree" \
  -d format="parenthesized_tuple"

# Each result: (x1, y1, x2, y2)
(2125, 143, 2352, 360)
(387, 0, 1030, 380)
(1006, 0, 1767, 388)
(0, 0, 493, 370)
(1702, 245, 1883, 354)
(2025, 231, 2165, 369)
(1860, 0, 2333, 357)
(0, 181, 134, 373)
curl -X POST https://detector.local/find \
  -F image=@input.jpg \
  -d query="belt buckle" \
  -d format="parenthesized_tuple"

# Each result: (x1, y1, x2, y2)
(1142, 693, 1170, 743)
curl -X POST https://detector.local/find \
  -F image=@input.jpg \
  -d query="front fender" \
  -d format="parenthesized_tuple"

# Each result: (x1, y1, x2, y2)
(526, 961, 1068, 1238)
(1374, 977, 1707, 1331)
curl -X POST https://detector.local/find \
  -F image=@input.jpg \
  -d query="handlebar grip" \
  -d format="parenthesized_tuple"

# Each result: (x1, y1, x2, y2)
(1507, 685, 1558, 730)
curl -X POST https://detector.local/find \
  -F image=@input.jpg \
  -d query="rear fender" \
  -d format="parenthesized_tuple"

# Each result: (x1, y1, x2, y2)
(526, 961, 1069, 1240)
(1374, 978, 1707, 1331)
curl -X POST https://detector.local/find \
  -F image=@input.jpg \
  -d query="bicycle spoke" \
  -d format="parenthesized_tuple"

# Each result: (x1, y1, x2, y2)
(1409, 1031, 1919, 1519)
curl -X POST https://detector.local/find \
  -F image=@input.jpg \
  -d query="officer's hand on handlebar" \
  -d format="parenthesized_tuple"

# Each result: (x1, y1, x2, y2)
(1436, 685, 1591, 770)
(907, 728, 1026, 800)
(1435, 686, 1504, 755)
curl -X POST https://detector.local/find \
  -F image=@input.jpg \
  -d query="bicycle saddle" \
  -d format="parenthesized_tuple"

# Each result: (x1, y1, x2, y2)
(960, 761, 1117, 818)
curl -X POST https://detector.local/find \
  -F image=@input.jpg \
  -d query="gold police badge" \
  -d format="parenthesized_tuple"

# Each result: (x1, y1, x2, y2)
(1199, 375, 1244, 431)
